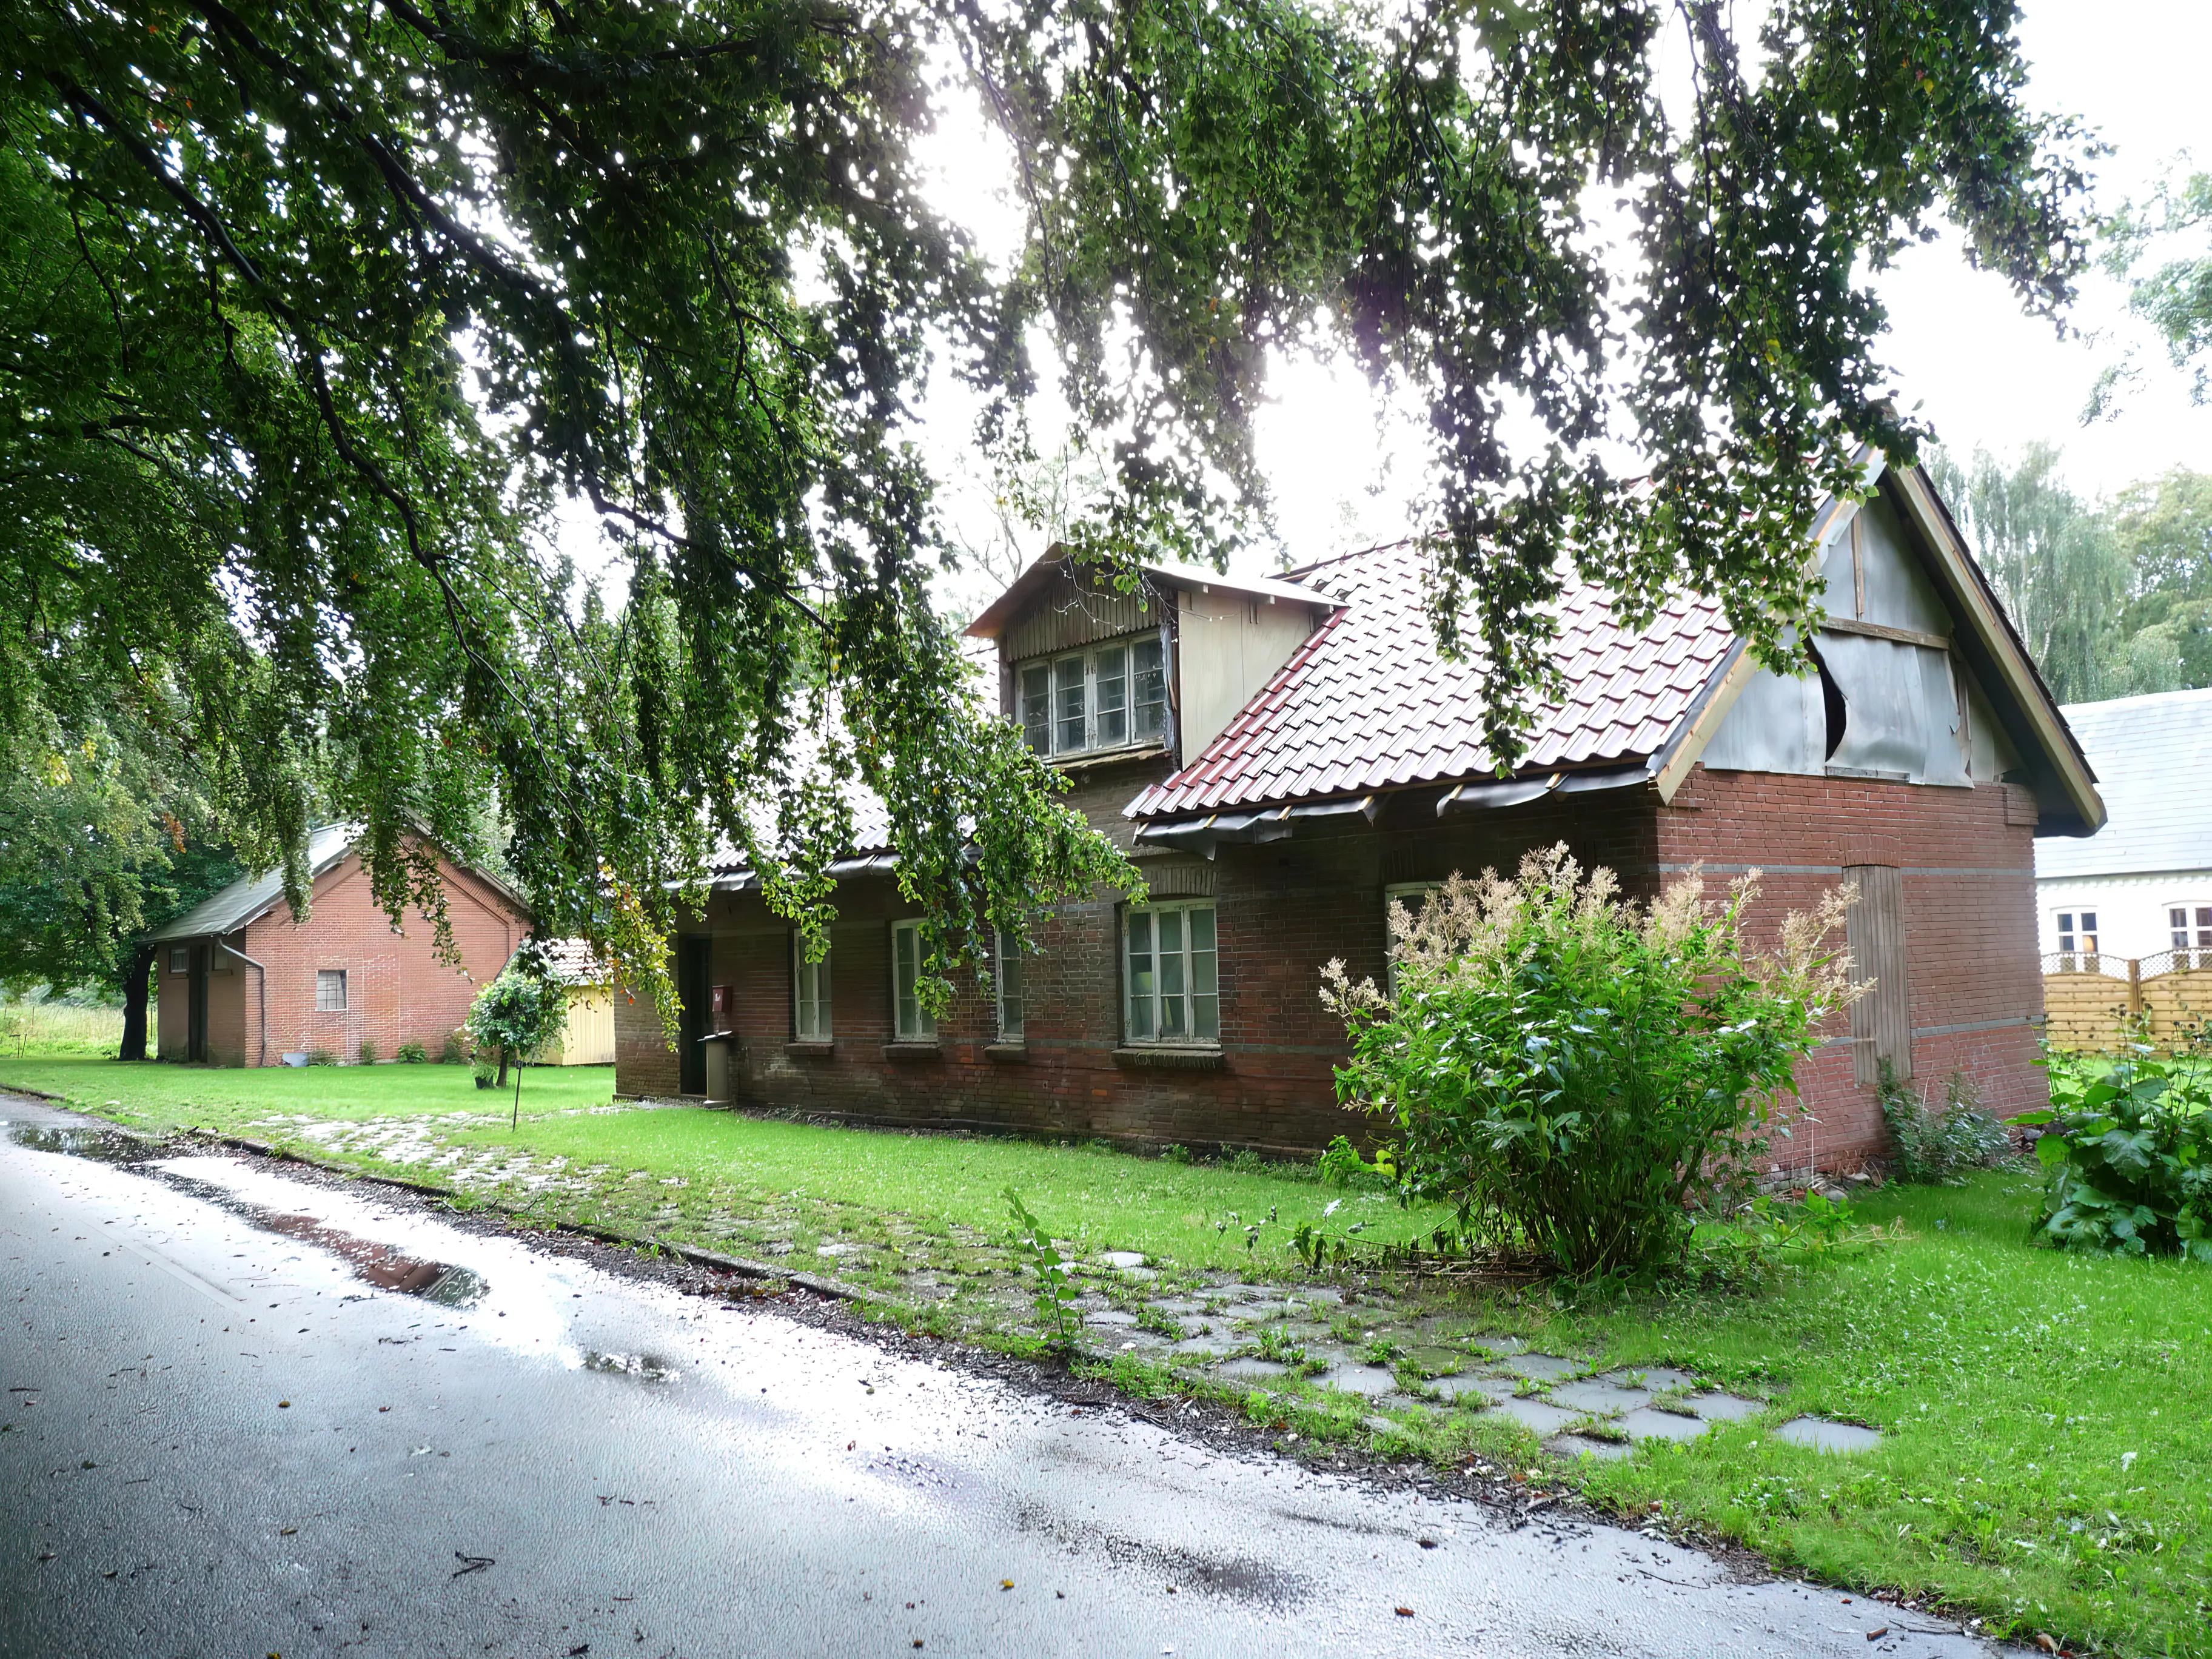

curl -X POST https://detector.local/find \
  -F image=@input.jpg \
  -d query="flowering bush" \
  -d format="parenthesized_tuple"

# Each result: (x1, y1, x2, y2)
(1320, 845, 1860, 1277)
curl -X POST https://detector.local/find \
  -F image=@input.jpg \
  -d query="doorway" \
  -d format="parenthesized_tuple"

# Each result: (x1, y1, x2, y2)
(677, 935, 711, 1095)
(187, 943, 209, 1062)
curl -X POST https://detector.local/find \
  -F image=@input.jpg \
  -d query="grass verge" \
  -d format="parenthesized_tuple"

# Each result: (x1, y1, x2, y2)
(5, 1056, 2208, 1655)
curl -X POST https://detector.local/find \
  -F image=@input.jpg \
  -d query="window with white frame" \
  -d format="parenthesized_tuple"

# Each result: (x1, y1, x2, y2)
(316, 968, 347, 1011)
(2170, 905, 2212, 965)
(1017, 635, 1169, 759)
(890, 920, 936, 1042)
(792, 937, 831, 1041)
(2054, 911, 2099, 956)
(169, 947, 189, 975)
(994, 926, 1024, 1041)
(1124, 902, 1218, 1044)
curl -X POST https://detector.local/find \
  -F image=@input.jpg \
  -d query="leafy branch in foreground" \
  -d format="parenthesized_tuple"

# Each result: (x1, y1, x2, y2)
(2, 0, 2096, 1026)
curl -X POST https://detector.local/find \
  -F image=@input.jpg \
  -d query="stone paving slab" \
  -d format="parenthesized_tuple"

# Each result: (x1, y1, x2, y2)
(1429, 1373, 1520, 1404)
(1775, 1416, 1883, 1453)
(1217, 1357, 1293, 1381)
(1547, 1432, 1635, 1461)
(1684, 1391, 1765, 1422)
(1490, 1395, 1584, 1435)
(1317, 1364, 1399, 1397)
(1618, 1406, 1711, 1443)
(1502, 1351, 1581, 1382)
(1552, 1379, 1652, 1415)
(1084, 1309, 1139, 1327)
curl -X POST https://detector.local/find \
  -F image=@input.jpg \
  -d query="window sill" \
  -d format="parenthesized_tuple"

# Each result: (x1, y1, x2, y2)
(784, 1040, 834, 1059)
(1112, 1045, 1225, 1071)
(984, 1041, 1027, 1062)
(1050, 743, 1170, 776)
(881, 1041, 942, 1061)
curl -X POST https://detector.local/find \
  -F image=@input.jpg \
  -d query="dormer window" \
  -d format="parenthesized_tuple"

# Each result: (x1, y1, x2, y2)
(1018, 635, 1168, 758)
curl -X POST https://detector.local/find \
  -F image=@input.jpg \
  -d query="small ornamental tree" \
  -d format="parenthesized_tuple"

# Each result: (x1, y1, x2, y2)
(1320, 845, 1861, 1278)
(466, 967, 569, 1128)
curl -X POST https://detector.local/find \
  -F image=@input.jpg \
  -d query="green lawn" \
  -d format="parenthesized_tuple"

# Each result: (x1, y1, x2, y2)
(7, 1056, 2210, 1654)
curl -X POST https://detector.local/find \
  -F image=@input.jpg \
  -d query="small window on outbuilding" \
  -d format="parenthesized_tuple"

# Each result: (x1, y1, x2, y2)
(169, 947, 190, 976)
(316, 969, 347, 1011)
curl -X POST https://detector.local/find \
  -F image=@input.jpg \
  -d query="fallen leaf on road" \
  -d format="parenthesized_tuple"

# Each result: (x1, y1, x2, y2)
(2035, 1637, 2059, 1655)
(1395, 1606, 1414, 1617)
(999, 1580, 1013, 1590)
(278, 1401, 289, 1408)
(1866, 1629, 1888, 1642)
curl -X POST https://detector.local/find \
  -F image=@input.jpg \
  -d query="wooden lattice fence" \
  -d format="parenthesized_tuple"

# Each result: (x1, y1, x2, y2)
(2043, 949, 2212, 1053)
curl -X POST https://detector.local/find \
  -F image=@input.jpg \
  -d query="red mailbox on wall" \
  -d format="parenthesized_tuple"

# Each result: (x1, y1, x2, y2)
(709, 984, 734, 1024)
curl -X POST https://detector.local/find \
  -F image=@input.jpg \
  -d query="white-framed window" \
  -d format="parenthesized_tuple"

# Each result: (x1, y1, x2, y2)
(2170, 905, 2212, 966)
(994, 926, 1024, 1041)
(1017, 635, 1168, 759)
(793, 937, 831, 1041)
(2054, 911, 2099, 955)
(890, 920, 936, 1042)
(1382, 882, 1443, 994)
(316, 968, 347, 1011)
(169, 947, 189, 975)
(1124, 901, 1218, 1044)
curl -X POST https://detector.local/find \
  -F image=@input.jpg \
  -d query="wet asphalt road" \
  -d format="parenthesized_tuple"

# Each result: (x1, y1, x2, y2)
(1, 1096, 2011, 1659)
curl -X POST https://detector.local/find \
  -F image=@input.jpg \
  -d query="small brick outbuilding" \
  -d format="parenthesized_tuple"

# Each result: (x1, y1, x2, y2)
(615, 460, 2105, 1172)
(148, 826, 528, 1067)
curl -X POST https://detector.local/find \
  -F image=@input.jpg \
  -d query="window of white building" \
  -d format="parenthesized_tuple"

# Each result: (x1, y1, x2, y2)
(2054, 911, 2099, 959)
(2170, 905, 2212, 967)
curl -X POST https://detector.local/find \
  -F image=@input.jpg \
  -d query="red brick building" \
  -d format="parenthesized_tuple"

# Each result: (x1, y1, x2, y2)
(150, 826, 528, 1067)
(614, 460, 2103, 1170)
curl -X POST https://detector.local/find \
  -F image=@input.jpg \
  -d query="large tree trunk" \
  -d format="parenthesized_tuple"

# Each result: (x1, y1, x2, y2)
(495, 1044, 509, 1088)
(119, 945, 155, 1061)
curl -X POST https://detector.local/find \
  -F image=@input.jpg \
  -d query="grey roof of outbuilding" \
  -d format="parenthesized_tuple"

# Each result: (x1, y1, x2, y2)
(2034, 688, 2212, 880)
(146, 823, 361, 942)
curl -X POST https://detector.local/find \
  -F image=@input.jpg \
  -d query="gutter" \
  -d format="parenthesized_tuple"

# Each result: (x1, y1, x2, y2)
(219, 939, 269, 1069)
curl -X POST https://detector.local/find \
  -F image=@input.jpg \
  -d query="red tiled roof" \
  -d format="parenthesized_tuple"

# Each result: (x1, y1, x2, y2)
(1128, 542, 1738, 819)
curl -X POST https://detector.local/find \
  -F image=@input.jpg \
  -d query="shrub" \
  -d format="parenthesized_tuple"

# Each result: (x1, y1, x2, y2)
(465, 966, 569, 1125)
(2016, 1052, 2212, 1259)
(1879, 1064, 2012, 1184)
(1320, 845, 1860, 1278)
(357, 1039, 380, 1066)
(1316, 1134, 1390, 1190)
(1158, 1143, 1192, 1165)
(395, 1041, 428, 1064)
(440, 1030, 468, 1065)
(307, 1046, 337, 1067)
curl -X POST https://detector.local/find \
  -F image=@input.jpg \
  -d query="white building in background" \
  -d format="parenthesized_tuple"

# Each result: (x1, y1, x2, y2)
(2034, 688, 2212, 970)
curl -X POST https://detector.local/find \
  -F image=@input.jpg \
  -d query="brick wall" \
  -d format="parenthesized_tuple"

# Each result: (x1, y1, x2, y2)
(1659, 765, 2048, 1170)
(165, 845, 526, 1066)
(612, 766, 2048, 1170)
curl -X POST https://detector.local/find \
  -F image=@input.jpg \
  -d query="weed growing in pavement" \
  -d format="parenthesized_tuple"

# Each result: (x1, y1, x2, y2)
(1253, 1322, 1308, 1366)
(1003, 1188, 1082, 1352)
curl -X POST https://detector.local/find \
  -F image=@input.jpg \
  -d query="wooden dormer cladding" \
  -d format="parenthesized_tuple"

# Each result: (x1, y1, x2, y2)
(995, 567, 1170, 665)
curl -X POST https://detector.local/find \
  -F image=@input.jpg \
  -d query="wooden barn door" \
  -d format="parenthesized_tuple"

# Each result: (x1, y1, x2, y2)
(1845, 866, 1911, 1085)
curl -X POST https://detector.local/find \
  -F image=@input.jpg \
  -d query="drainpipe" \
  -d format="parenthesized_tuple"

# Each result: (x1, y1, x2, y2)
(220, 939, 269, 1068)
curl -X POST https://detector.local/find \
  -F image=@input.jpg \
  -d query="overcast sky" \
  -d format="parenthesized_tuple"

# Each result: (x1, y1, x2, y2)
(555, 1, 2211, 599)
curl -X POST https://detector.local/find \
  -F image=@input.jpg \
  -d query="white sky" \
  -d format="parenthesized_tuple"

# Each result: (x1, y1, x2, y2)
(555, 0, 2212, 600)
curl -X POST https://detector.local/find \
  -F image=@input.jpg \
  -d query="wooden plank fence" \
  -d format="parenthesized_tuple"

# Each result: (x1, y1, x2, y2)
(2043, 948, 2212, 1053)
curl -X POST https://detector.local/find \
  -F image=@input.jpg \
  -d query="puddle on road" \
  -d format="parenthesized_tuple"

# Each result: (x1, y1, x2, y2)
(7, 1122, 156, 1165)
(11, 1118, 492, 1309)
(583, 1350, 679, 1382)
(260, 1212, 489, 1307)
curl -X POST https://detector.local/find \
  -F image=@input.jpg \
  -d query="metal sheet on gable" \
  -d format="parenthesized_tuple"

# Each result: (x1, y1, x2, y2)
(1698, 664, 1826, 776)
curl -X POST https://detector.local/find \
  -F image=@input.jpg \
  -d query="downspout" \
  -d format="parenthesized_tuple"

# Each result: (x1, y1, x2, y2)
(220, 939, 269, 1069)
